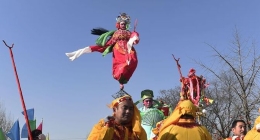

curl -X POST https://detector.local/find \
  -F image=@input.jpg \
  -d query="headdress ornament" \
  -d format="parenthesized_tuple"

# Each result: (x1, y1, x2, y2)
(112, 89, 131, 99)
(116, 13, 131, 24)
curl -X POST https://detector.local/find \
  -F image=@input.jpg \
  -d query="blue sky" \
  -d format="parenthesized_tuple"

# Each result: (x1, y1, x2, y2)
(1, 0, 260, 140)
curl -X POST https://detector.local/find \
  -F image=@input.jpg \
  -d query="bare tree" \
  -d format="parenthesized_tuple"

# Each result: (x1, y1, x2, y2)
(202, 72, 245, 139)
(156, 87, 181, 108)
(0, 101, 13, 139)
(199, 28, 260, 129)
(193, 28, 260, 140)
(156, 28, 260, 139)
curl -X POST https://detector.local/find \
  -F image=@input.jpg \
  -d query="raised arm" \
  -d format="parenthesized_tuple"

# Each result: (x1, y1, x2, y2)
(131, 31, 140, 45)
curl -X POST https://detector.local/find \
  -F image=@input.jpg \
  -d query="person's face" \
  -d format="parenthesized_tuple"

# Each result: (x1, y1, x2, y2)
(143, 98, 153, 108)
(119, 22, 126, 30)
(114, 100, 134, 125)
(232, 122, 246, 137)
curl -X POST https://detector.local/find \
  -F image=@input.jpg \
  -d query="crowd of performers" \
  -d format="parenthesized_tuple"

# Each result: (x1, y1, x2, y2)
(63, 13, 260, 140)
(86, 89, 260, 140)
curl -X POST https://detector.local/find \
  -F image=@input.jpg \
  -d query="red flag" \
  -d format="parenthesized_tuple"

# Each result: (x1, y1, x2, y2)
(37, 119, 43, 131)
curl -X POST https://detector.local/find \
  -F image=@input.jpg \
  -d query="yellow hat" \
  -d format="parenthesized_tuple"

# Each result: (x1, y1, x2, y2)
(159, 100, 198, 132)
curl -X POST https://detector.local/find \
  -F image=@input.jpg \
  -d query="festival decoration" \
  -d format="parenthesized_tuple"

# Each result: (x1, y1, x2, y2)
(172, 54, 213, 106)
(172, 54, 214, 124)
(155, 100, 173, 118)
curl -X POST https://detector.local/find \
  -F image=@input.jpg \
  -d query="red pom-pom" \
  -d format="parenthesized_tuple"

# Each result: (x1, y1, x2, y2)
(116, 23, 120, 29)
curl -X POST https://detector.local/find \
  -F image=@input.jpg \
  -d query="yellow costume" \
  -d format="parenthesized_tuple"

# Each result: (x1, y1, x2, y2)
(87, 95, 147, 140)
(244, 116, 260, 140)
(152, 100, 212, 140)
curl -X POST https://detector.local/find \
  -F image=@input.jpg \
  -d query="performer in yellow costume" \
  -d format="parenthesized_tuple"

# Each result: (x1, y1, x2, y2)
(87, 94, 147, 140)
(244, 115, 260, 140)
(152, 100, 212, 140)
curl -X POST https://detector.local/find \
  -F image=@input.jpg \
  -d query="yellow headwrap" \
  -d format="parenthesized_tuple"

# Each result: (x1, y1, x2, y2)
(159, 100, 198, 132)
(244, 116, 260, 140)
(108, 95, 143, 138)
(253, 116, 260, 130)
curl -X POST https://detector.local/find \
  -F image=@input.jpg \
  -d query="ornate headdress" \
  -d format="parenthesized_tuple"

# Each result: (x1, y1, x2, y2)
(116, 13, 131, 24)
(111, 89, 131, 99)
